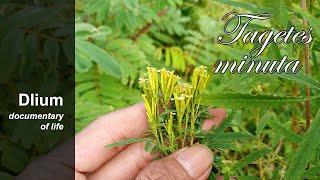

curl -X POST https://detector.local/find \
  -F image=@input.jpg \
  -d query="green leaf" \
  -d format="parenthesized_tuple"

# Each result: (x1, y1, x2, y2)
(75, 50, 92, 72)
(303, 164, 320, 179)
(292, 3, 320, 37)
(209, 132, 254, 142)
(276, 72, 320, 90)
(20, 34, 38, 78)
(0, 171, 13, 180)
(91, 26, 112, 40)
(214, 0, 260, 13)
(198, 16, 216, 38)
(203, 93, 306, 108)
(272, 167, 281, 180)
(62, 37, 75, 63)
(268, 120, 302, 143)
(85, 0, 110, 23)
(261, 0, 288, 28)
(233, 148, 272, 171)
(144, 139, 155, 153)
(44, 39, 59, 66)
(75, 23, 96, 33)
(105, 138, 146, 148)
(0, 7, 59, 38)
(76, 70, 141, 131)
(203, 131, 253, 150)
(205, 140, 236, 150)
(285, 109, 320, 180)
(0, 29, 24, 83)
(76, 39, 121, 77)
(214, 111, 236, 134)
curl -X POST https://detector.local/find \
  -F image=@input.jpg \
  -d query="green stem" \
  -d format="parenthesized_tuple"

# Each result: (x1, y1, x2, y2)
(182, 115, 189, 148)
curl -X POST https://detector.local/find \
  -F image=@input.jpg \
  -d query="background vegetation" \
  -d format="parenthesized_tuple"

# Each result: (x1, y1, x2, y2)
(0, 1, 74, 179)
(75, 0, 320, 179)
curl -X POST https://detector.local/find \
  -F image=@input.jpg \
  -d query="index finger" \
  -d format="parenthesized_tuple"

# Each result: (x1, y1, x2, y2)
(75, 103, 148, 173)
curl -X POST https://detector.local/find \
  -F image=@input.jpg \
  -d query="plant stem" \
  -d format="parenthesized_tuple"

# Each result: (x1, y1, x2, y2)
(182, 116, 188, 148)
(301, 0, 312, 129)
(291, 84, 298, 132)
(131, 9, 168, 41)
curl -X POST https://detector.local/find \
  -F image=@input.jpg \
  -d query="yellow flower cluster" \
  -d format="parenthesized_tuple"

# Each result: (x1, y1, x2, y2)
(139, 66, 210, 155)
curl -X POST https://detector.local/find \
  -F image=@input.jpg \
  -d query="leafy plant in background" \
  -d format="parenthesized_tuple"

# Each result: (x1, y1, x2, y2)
(76, 0, 320, 179)
(0, 1, 74, 179)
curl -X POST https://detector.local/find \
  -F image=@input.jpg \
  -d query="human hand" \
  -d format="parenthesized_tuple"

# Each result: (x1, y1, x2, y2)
(75, 103, 226, 180)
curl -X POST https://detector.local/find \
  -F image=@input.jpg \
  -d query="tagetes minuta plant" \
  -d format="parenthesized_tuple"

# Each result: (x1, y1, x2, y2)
(139, 66, 211, 156)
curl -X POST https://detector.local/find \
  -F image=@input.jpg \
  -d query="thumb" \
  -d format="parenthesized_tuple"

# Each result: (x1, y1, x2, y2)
(136, 144, 213, 180)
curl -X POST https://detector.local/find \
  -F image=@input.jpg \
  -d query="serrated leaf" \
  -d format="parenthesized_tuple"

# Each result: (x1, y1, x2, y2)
(214, 111, 236, 134)
(203, 131, 253, 150)
(233, 148, 272, 171)
(276, 72, 320, 90)
(212, 132, 254, 142)
(203, 93, 306, 108)
(268, 120, 302, 143)
(206, 141, 236, 150)
(285, 109, 320, 180)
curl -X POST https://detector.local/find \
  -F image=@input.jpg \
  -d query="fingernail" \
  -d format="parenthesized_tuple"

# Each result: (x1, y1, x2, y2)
(175, 144, 213, 179)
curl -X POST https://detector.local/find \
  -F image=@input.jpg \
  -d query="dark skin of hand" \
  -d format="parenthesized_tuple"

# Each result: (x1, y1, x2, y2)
(76, 103, 226, 179)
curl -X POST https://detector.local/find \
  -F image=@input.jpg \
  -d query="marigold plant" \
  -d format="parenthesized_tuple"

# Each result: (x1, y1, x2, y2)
(139, 66, 210, 155)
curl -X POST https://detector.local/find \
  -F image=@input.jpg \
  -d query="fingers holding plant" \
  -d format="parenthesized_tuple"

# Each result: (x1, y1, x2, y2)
(136, 144, 213, 180)
(98, 66, 227, 179)
(83, 102, 225, 179)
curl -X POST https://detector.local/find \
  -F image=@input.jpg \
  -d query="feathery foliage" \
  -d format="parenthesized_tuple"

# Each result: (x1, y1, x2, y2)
(75, 0, 320, 178)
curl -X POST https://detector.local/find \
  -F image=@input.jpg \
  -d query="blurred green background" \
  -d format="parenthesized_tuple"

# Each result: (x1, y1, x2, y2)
(75, 0, 320, 179)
